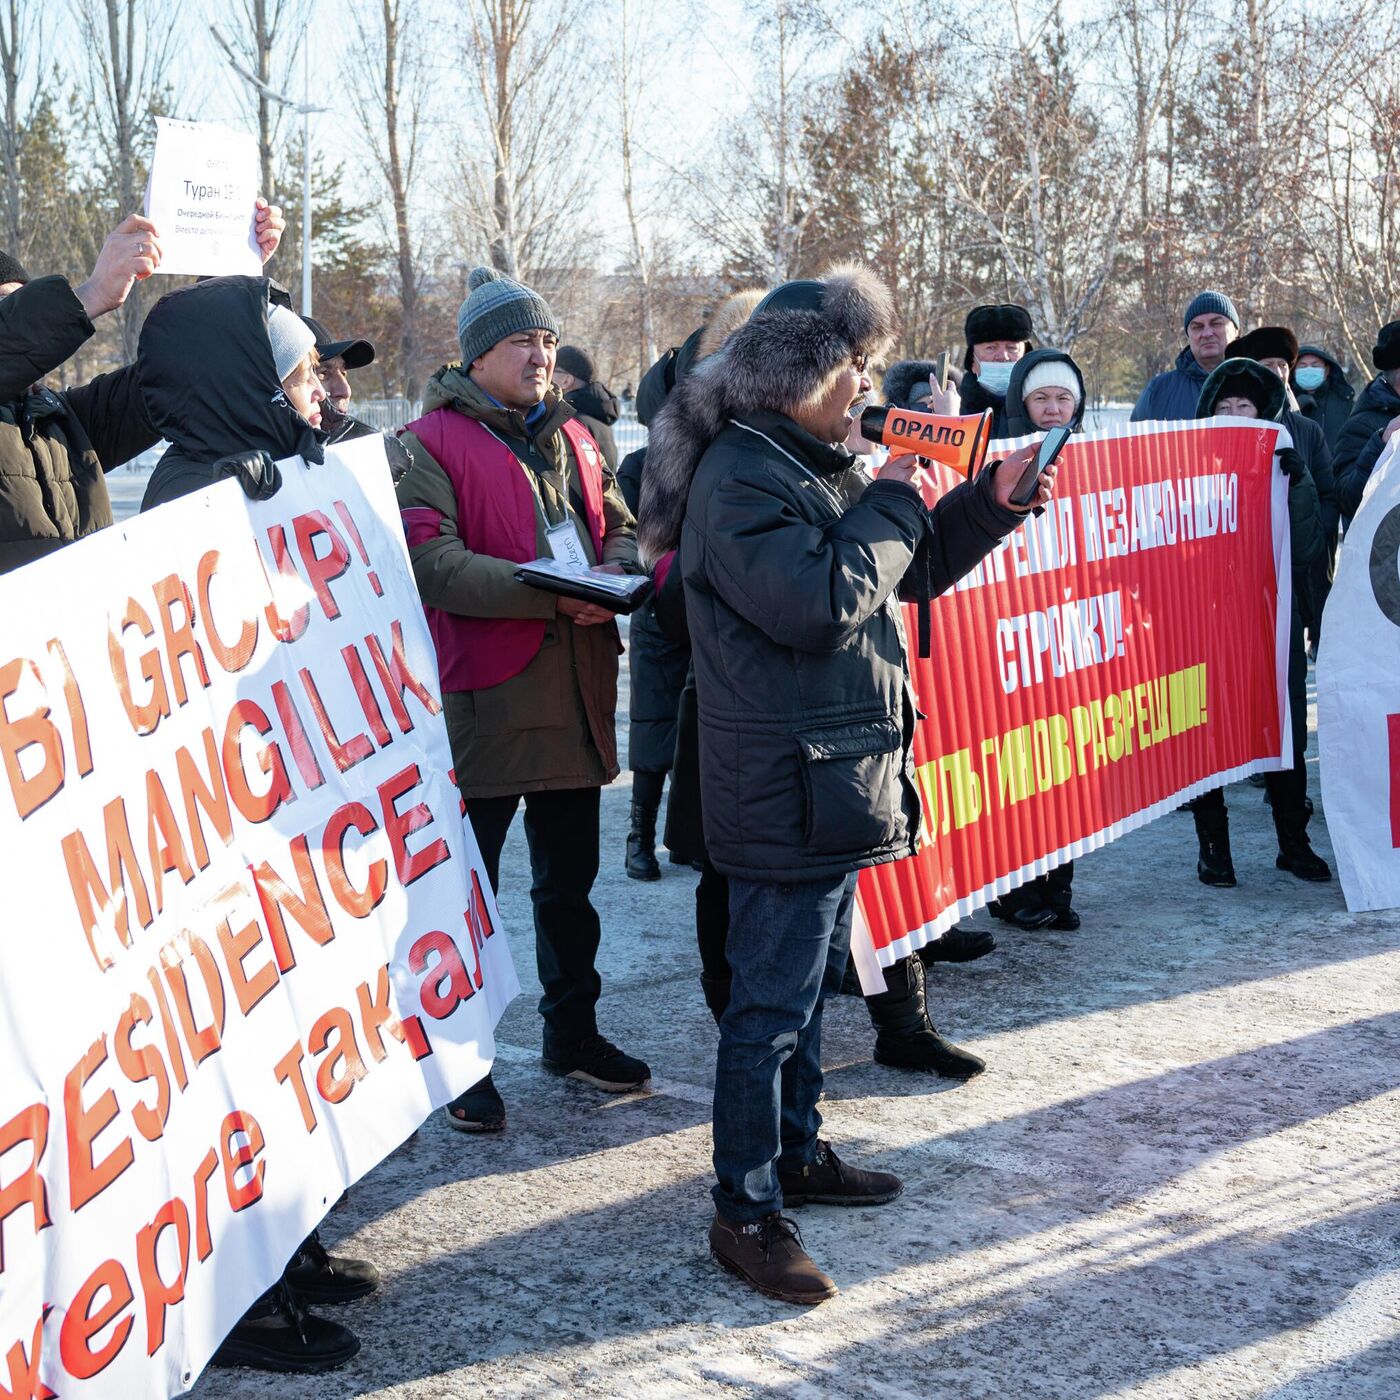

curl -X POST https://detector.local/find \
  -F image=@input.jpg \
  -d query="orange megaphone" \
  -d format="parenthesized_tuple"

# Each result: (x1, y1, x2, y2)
(859, 405, 993, 478)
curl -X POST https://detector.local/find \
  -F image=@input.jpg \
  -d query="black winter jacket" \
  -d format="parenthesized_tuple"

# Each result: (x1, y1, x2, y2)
(565, 381, 620, 471)
(1291, 346, 1353, 449)
(957, 370, 1010, 438)
(0, 275, 158, 573)
(682, 411, 1023, 882)
(1334, 373, 1400, 519)
(138, 277, 325, 511)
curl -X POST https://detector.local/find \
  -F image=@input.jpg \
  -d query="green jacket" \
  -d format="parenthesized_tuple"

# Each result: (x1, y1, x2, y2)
(396, 366, 638, 798)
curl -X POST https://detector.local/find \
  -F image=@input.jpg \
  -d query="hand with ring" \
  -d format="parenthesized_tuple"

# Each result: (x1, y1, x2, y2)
(73, 213, 163, 321)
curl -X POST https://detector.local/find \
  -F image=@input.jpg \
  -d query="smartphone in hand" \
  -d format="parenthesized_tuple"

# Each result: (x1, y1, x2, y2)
(1010, 424, 1072, 508)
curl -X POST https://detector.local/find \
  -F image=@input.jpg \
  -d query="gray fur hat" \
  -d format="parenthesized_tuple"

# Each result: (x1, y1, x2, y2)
(637, 263, 895, 564)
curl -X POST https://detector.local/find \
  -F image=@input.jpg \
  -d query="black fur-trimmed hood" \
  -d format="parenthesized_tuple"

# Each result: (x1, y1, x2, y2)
(637, 263, 895, 564)
(882, 359, 940, 409)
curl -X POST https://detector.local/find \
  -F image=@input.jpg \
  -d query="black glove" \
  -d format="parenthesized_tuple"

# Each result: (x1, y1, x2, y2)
(383, 433, 412, 484)
(1277, 447, 1305, 482)
(215, 449, 282, 500)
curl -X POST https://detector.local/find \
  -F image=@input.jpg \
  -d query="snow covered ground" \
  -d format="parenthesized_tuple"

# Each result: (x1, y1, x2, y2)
(181, 619, 1400, 1398)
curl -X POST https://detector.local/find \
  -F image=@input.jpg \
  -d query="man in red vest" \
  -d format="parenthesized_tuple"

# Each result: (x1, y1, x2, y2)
(397, 267, 649, 1132)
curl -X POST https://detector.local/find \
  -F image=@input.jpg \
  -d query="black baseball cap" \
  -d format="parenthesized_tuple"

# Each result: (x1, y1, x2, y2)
(301, 315, 375, 369)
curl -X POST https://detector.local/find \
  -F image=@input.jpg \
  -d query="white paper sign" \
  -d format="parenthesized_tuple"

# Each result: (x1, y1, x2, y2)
(0, 440, 518, 1397)
(145, 117, 261, 277)
(1318, 435, 1400, 910)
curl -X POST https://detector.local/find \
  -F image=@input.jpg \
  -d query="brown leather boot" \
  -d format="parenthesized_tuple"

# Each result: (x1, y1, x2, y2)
(709, 1211, 838, 1305)
(777, 1139, 903, 1207)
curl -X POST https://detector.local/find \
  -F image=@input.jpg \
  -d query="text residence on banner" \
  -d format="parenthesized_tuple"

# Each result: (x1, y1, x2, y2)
(1318, 436, 1400, 911)
(850, 418, 1291, 989)
(0, 437, 517, 1398)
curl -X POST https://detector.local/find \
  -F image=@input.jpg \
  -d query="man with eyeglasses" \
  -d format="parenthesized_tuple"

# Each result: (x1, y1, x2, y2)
(638, 267, 1054, 1305)
(396, 267, 650, 1136)
(957, 302, 1035, 437)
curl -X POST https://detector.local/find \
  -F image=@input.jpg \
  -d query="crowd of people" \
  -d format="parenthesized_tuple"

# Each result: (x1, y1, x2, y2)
(5, 204, 1397, 1373)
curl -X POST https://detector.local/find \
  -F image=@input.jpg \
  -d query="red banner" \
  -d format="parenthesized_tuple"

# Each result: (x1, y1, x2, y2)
(854, 420, 1291, 976)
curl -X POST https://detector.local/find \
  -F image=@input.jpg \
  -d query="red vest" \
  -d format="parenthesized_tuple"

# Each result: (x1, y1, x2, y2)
(403, 410, 607, 691)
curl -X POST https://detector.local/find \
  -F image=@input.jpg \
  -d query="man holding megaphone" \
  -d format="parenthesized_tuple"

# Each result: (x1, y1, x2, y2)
(638, 263, 1056, 1306)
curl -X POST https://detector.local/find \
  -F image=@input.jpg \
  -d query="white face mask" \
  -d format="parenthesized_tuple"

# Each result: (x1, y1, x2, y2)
(976, 359, 1015, 395)
(1295, 366, 1326, 391)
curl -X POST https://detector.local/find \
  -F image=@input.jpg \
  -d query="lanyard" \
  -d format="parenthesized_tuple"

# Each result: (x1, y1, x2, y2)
(478, 420, 570, 530)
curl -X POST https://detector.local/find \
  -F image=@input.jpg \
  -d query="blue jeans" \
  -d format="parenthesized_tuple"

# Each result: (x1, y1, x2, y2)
(711, 870, 858, 1222)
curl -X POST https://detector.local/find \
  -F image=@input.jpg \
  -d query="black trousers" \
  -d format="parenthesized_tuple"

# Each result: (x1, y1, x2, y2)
(465, 788, 603, 1049)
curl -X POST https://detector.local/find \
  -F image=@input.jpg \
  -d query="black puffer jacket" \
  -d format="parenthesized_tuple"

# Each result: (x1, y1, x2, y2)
(0, 275, 158, 573)
(565, 380, 620, 470)
(682, 411, 1022, 881)
(1334, 373, 1400, 520)
(1291, 346, 1353, 448)
(138, 277, 325, 510)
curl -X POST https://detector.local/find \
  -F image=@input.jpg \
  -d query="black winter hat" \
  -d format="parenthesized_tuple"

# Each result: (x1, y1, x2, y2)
(556, 345, 597, 382)
(1215, 371, 1274, 416)
(1373, 320, 1400, 372)
(1230, 325, 1299, 368)
(0, 250, 30, 285)
(964, 303, 1033, 346)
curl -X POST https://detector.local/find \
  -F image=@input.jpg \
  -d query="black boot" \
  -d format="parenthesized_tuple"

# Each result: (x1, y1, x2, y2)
(1270, 774, 1332, 881)
(700, 972, 731, 1024)
(626, 771, 664, 881)
(866, 955, 985, 1079)
(210, 1279, 360, 1373)
(1192, 802, 1236, 887)
(284, 1230, 380, 1304)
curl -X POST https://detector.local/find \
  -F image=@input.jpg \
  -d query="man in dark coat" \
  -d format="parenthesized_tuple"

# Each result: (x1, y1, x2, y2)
(554, 345, 621, 470)
(641, 264, 1053, 1305)
(301, 315, 412, 479)
(1230, 326, 1336, 639)
(1334, 320, 1400, 521)
(0, 207, 284, 574)
(1292, 345, 1354, 448)
(1188, 358, 1329, 888)
(957, 302, 1033, 437)
(1132, 290, 1239, 422)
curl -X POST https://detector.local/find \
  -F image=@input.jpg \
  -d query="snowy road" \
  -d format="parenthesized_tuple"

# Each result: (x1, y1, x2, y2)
(182, 621, 1400, 1399)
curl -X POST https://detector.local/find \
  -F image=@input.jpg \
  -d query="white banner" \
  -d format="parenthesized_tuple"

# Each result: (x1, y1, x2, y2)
(0, 438, 517, 1397)
(144, 117, 262, 277)
(1318, 435, 1400, 911)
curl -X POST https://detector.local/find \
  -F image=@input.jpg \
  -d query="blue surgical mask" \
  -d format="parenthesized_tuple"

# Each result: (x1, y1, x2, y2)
(1295, 366, 1326, 391)
(976, 359, 1015, 395)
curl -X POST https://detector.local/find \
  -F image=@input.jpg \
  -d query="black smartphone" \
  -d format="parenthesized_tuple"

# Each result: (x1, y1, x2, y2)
(932, 351, 949, 393)
(1010, 424, 1072, 507)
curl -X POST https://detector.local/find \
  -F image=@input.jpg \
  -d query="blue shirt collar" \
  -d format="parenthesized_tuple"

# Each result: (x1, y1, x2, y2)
(476, 381, 549, 430)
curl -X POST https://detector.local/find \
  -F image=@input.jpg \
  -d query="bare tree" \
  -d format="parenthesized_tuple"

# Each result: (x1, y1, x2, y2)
(214, 0, 308, 200)
(450, 0, 595, 283)
(612, 0, 658, 373)
(0, 0, 44, 256)
(349, 0, 425, 394)
(71, 0, 175, 356)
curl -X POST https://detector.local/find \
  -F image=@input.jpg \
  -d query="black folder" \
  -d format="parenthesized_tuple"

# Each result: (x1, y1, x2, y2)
(514, 558, 654, 614)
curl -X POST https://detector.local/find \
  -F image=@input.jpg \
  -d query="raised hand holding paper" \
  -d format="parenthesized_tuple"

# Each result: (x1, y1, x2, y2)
(144, 117, 261, 276)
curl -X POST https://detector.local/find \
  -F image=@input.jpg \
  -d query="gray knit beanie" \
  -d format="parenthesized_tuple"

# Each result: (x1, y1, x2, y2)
(456, 267, 560, 367)
(1182, 290, 1239, 332)
(267, 303, 317, 381)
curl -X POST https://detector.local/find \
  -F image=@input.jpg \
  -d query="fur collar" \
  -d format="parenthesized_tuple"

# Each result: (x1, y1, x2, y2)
(637, 263, 895, 564)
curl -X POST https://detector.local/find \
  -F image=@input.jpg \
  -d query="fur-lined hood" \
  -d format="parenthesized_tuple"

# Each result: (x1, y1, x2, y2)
(637, 263, 896, 564)
(882, 359, 941, 409)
